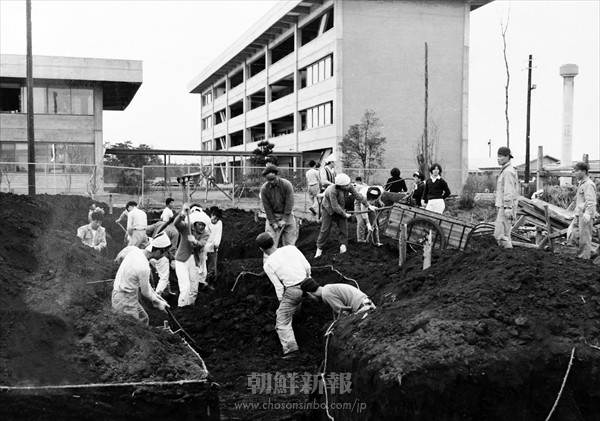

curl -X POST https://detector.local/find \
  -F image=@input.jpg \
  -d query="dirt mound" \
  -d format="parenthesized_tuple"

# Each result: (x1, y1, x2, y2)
(0, 193, 216, 420)
(2, 192, 599, 420)
(326, 238, 600, 420)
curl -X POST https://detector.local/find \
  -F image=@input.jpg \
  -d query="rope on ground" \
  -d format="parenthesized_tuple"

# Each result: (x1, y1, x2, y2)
(0, 378, 208, 392)
(544, 346, 575, 421)
(318, 318, 338, 421)
(312, 265, 359, 289)
(231, 271, 263, 292)
(163, 323, 208, 373)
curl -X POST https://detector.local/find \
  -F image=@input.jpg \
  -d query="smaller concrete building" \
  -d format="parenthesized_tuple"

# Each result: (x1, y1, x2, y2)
(0, 54, 142, 193)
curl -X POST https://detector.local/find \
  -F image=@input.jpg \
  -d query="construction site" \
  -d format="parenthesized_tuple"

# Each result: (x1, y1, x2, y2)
(0, 186, 599, 421)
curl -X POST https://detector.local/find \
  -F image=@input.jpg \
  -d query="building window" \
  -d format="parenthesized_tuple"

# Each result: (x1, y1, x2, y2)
(271, 36, 295, 65)
(300, 55, 332, 89)
(270, 74, 294, 102)
(229, 99, 244, 119)
(248, 55, 266, 78)
(247, 89, 265, 111)
(71, 89, 94, 115)
(229, 131, 243, 148)
(301, 9, 334, 46)
(230, 70, 243, 89)
(270, 114, 294, 137)
(202, 116, 213, 130)
(214, 108, 226, 125)
(202, 91, 213, 106)
(48, 87, 71, 114)
(0, 83, 21, 113)
(202, 140, 212, 151)
(301, 102, 332, 130)
(0, 142, 93, 172)
(214, 81, 226, 99)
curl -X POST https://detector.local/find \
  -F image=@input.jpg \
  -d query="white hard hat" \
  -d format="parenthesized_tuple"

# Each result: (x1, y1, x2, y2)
(335, 173, 351, 186)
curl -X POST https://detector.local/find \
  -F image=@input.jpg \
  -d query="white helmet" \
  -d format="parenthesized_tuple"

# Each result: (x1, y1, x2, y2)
(334, 173, 351, 186)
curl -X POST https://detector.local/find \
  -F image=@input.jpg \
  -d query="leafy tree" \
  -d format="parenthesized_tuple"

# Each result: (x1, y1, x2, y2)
(103, 141, 163, 167)
(251, 140, 277, 166)
(103, 141, 162, 194)
(339, 109, 386, 182)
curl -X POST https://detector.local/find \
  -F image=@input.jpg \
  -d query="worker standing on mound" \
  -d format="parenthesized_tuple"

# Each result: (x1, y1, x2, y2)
(125, 201, 148, 248)
(256, 232, 310, 360)
(315, 173, 377, 258)
(494, 147, 519, 249)
(300, 277, 376, 318)
(567, 161, 599, 259)
(112, 233, 171, 325)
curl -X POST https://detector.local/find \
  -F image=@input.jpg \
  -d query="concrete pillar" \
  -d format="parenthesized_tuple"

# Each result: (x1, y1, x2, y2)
(559, 63, 578, 185)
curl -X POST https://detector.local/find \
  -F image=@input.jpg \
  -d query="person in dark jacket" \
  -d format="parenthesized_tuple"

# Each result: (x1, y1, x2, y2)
(384, 168, 407, 193)
(411, 170, 426, 207)
(423, 163, 451, 214)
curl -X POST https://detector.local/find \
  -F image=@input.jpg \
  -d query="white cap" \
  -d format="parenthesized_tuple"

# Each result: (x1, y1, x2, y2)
(335, 173, 351, 186)
(145, 232, 171, 251)
(189, 209, 212, 228)
(325, 154, 336, 163)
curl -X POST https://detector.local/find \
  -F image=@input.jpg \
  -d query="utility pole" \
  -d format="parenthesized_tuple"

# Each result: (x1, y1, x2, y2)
(525, 54, 533, 184)
(26, 0, 36, 195)
(488, 139, 491, 158)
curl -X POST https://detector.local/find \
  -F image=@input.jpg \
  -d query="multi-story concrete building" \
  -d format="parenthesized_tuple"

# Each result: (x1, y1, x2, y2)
(0, 54, 142, 192)
(188, 0, 490, 190)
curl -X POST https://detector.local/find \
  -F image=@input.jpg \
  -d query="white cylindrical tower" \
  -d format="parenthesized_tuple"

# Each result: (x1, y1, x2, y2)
(559, 63, 578, 184)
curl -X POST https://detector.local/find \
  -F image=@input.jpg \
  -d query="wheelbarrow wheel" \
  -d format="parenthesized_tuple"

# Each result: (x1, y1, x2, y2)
(464, 222, 495, 249)
(406, 217, 446, 252)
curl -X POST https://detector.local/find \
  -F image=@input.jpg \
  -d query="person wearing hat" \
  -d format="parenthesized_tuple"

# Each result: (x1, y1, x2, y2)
(411, 171, 426, 207)
(260, 163, 298, 247)
(494, 147, 519, 249)
(111, 232, 171, 325)
(145, 217, 179, 296)
(174, 203, 212, 307)
(315, 173, 377, 258)
(125, 201, 148, 248)
(567, 162, 599, 259)
(320, 154, 337, 191)
(300, 278, 376, 318)
(356, 185, 385, 245)
(423, 163, 451, 214)
(256, 232, 311, 360)
(77, 208, 107, 252)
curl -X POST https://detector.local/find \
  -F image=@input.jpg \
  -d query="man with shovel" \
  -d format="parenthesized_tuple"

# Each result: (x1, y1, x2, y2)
(260, 163, 297, 247)
(112, 233, 171, 325)
(256, 232, 309, 360)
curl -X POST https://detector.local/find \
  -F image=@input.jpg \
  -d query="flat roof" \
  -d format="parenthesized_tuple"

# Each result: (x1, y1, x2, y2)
(188, 0, 493, 95)
(104, 148, 303, 158)
(0, 54, 143, 111)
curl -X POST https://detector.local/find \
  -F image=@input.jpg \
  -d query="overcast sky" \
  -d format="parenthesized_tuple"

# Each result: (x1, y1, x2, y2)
(1, 0, 598, 167)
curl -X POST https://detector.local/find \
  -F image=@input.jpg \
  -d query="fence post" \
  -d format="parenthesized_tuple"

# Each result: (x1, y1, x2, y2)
(536, 146, 544, 192)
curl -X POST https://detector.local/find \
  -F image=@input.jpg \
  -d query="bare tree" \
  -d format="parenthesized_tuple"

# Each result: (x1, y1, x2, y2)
(415, 42, 441, 176)
(500, 8, 511, 147)
(339, 109, 386, 183)
(0, 164, 16, 192)
(87, 165, 103, 200)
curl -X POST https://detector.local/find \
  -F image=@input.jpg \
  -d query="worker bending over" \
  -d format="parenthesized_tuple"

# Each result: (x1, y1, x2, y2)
(256, 232, 310, 360)
(146, 218, 179, 296)
(112, 233, 170, 325)
(356, 185, 385, 246)
(260, 163, 297, 247)
(300, 278, 376, 318)
(315, 173, 376, 258)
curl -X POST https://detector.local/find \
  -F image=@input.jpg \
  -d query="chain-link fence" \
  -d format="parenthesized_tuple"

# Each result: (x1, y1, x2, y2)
(0, 161, 467, 214)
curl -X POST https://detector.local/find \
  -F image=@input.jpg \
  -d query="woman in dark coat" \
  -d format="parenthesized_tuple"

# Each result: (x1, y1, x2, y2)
(384, 168, 407, 193)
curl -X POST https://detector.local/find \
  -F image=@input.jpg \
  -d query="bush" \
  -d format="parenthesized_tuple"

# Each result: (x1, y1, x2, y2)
(538, 186, 576, 209)
(115, 169, 142, 195)
(458, 173, 496, 210)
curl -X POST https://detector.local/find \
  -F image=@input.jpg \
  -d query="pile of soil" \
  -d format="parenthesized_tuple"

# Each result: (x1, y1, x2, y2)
(0, 193, 216, 420)
(1, 192, 598, 420)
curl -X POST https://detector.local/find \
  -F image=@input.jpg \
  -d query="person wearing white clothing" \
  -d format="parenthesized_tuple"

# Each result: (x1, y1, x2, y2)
(111, 233, 171, 325)
(206, 208, 223, 277)
(256, 232, 310, 359)
(161, 198, 175, 222)
(125, 201, 148, 248)
(174, 204, 212, 307)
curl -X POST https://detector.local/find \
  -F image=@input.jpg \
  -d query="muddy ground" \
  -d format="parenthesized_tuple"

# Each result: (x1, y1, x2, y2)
(0, 193, 599, 420)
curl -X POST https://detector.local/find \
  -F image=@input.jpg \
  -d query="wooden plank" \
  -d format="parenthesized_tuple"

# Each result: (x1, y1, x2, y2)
(513, 241, 541, 249)
(399, 224, 407, 267)
(544, 205, 554, 252)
